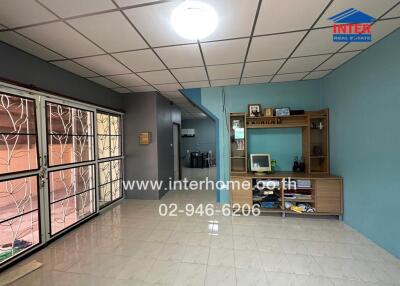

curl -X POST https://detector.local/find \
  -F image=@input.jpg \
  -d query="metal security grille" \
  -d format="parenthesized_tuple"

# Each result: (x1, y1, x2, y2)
(0, 92, 42, 266)
(96, 112, 123, 208)
(0, 82, 124, 270)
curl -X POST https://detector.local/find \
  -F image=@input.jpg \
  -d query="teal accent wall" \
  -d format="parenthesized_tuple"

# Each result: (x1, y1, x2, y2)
(247, 128, 303, 171)
(321, 29, 400, 258)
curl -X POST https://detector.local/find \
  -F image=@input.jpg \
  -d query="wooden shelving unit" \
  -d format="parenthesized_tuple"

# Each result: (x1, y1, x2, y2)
(229, 113, 247, 174)
(229, 109, 330, 175)
(229, 109, 342, 217)
(231, 173, 343, 217)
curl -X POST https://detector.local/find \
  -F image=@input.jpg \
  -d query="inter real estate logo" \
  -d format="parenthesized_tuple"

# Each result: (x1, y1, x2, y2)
(329, 8, 375, 42)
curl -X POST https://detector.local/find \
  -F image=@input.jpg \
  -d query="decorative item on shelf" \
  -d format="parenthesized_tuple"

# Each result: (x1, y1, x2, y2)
(264, 107, 273, 117)
(139, 132, 151, 145)
(276, 117, 282, 124)
(292, 156, 299, 172)
(313, 145, 323, 156)
(299, 156, 306, 172)
(274, 107, 290, 116)
(271, 159, 277, 172)
(248, 104, 262, 117)
(291, 109, 305, 115)
(311, 120, 324, 130)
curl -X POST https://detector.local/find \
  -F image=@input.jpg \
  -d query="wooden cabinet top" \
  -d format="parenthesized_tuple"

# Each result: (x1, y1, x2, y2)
(230, 171, 342, 180)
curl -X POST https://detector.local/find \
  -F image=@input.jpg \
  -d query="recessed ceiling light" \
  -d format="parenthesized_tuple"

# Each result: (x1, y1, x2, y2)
(171, 1, 218, 40)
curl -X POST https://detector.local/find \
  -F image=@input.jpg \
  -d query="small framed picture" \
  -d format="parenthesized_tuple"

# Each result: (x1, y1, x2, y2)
(139, 132, 152, 144)
(248, 104, 262, 117)
(264, 107, 273, 117)
(275, 107, 290, 117)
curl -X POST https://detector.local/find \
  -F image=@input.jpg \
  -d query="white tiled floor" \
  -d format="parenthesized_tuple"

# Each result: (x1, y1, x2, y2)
(182, 166, 216, 182)
(6, 189, 400, 286)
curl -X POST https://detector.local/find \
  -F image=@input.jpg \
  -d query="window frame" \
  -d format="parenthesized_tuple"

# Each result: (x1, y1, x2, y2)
(96, 110, 124, 209)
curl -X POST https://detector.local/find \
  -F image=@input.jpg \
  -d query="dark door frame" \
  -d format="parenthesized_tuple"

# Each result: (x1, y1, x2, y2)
(172, 122, 182, 180)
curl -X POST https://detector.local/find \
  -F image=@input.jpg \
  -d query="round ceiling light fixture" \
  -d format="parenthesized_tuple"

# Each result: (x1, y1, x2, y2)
(171, 1, 218, 40)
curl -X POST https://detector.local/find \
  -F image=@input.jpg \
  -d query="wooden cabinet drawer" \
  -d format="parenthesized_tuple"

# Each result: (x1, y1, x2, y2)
(230, 178, 252, 207)
(315, 179, 342, 214)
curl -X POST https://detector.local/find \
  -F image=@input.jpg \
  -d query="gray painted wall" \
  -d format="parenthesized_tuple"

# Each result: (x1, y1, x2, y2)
(123, 92, 181, 199)
(123, 92, 160, 199)
(181, 118, 216, 166)
(0, 42, 123, 110)
(157, 95, 181, 197)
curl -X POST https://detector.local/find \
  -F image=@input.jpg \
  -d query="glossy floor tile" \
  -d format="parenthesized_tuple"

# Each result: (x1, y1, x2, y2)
(4, 189, 400, 286)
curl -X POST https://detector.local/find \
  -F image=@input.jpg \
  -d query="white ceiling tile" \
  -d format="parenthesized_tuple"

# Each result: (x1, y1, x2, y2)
(155, 44, 203, 68)
(52, 60, 98, 77)
(383, 4, 400, 18)
(68, 12, 147, 53)
(38, 0, 116, 18)
(181, 81, 210, 89)
(113, 87, 131, 93)
(0, 0, 57, 28)
(89, 77, 119, 88)
(255, 0, 330, 35)
(293, 28, 346, 57)
(138, 70, 176, 84)
(248, 32, 306, 61)
(0, 31, 63, 61)
(154, 83, 181, 92)
(317, 51, 361, 70)
(114, 0, 161, 7)
(18, 22, 103, 58)
(106, 73, 147, 86)
(241, 76, 272, 85)
(162, 91, 184, 98)
(272, 72, 308, 83)
(279, 54, 331, 74)
(316, 0, 398, 28)
(342, 18, 400, 52)
(129, 85, 156, 92)
(210, 78, 240, 87)
(303, 70, 332, 80)
(207, 63, 243, 80)
(113, 49, 164, 72)
(124, 2, 195, 46)
(201, 38, 249, 65)
(243, 60, 284, 77)
(172, 67, 208, 82)
(201, 0, 259, 41)
(75, 55, 131, 75)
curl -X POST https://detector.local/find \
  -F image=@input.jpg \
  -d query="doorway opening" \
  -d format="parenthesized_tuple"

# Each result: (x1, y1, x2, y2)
(180, 115, 216, 183)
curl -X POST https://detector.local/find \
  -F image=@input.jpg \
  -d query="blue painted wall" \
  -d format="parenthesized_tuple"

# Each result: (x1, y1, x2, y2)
(247, 128, 303, 171)
(321, 29, 400, 258)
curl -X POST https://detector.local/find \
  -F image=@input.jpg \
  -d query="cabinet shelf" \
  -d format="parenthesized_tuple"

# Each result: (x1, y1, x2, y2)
(284, 198, 314, 203)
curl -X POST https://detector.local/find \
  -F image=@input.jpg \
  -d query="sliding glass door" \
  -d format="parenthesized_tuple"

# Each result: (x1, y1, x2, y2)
(0, 92, 42, 266)
(0, 82, 124, 269)
(44, 101, 96, 236)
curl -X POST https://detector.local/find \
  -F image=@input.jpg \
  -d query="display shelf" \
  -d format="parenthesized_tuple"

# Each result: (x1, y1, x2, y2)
(284, 198, 314, 203)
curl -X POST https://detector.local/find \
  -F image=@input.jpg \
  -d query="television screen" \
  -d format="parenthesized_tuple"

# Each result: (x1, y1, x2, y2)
(252, 155, 270, 169)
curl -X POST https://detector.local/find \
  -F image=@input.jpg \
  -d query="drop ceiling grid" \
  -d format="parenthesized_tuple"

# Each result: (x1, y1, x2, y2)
(0, 0, 399, 94)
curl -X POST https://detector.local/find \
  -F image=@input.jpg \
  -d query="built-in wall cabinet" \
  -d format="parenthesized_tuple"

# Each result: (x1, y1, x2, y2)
(0, 82, 124, 269)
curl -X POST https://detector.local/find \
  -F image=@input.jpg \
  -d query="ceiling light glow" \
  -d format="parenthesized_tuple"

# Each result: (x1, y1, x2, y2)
(171, 1, 218, 40)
